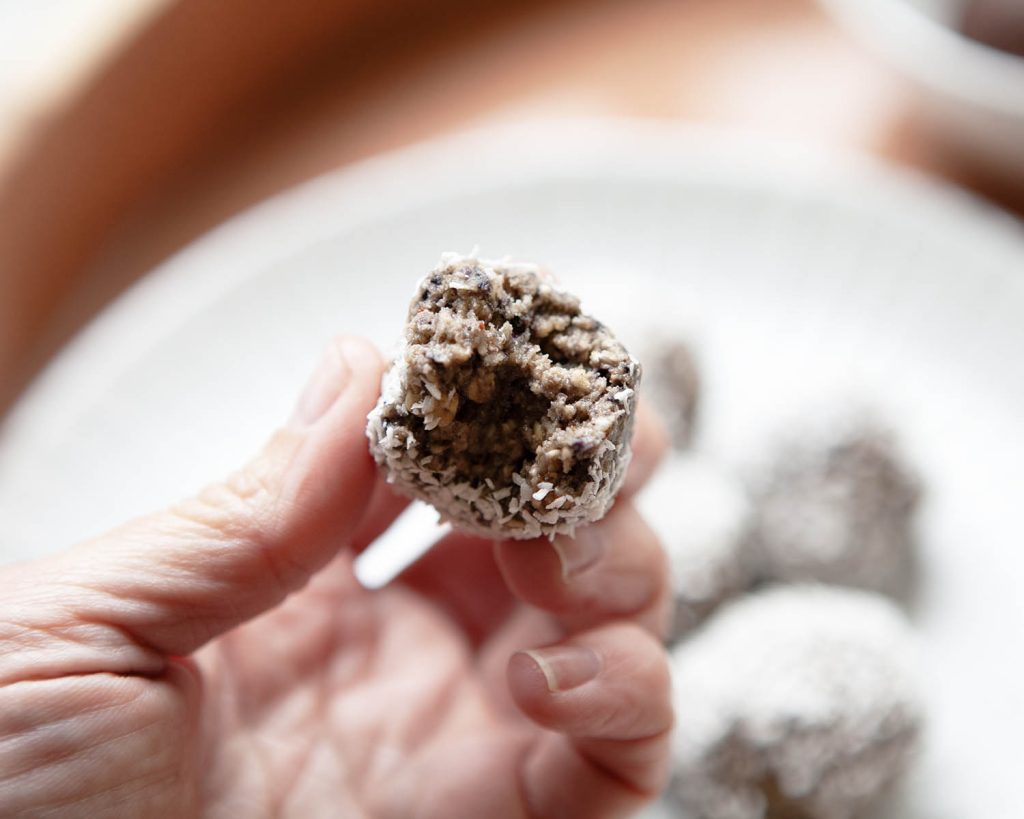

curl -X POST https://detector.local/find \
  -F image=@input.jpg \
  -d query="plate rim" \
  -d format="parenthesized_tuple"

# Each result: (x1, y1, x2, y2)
(3, 116, 1024, 457)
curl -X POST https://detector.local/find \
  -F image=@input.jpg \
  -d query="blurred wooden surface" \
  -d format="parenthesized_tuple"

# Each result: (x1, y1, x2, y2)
(0, 0, 1020, 412)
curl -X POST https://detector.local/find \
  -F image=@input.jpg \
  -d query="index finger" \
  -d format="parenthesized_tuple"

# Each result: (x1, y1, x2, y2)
(620, 398, 670, 497)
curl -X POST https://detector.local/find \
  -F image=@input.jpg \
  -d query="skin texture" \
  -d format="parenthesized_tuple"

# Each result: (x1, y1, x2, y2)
(0, 336, 673, 819)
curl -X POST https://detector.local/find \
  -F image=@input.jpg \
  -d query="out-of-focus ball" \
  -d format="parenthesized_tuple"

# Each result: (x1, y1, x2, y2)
(642, 335, 701, 450)
(637, 453, 753, 641)
(668, 585, 923, 819)
(745, 419, 921, 598)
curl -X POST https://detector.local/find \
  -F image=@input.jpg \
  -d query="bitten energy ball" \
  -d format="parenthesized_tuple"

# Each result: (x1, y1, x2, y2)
(745, 419, 921, 598)
(669, 586, 923, 819)
(637, 454, 753, 641)
(366, 254, 640, 539)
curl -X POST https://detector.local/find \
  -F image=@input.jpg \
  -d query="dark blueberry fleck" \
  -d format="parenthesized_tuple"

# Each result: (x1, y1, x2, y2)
(571, 438, 598, 457)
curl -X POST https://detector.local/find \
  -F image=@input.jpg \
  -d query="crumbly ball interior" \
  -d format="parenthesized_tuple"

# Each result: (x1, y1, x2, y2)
(367, 256, 639, 538)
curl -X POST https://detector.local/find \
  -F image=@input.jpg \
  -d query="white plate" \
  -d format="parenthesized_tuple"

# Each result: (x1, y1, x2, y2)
(1, 120, 1022, 818)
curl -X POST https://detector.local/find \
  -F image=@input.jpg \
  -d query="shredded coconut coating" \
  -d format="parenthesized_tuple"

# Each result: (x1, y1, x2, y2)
(745, 420, 921, 598)
(637, 454, 753, 641)
(366, 253, 640, 539)
(669, 586, 923, 819)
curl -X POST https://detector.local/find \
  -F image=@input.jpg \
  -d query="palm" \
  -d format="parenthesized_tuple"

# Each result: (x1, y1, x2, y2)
(190, 549, 551, 818)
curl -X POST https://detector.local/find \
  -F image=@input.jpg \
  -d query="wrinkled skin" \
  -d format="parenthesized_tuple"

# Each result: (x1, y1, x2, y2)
(0, 337, 673, 819)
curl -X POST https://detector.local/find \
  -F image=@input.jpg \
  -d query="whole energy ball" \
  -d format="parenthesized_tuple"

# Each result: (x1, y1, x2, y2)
(669, 585, 923, 819)
(366, 254, 641, 539)
(636, 454, 753, 641)
(745, 420, 921, 598)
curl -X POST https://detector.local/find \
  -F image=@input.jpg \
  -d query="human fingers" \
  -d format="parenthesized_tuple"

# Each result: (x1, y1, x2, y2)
(394, 529, 516, 647)
(388, 399, 666, 645)
(0, 336, 384, 683)
(507, 621, 674, 817)
(494, 500, 672, 640)
(619, 398, 669, 498)
(398, 396, 668, 636)
(349, 477, 411, 554)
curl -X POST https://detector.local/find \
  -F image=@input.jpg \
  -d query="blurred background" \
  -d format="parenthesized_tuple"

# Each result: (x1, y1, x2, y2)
(2, 0, 1024, 412)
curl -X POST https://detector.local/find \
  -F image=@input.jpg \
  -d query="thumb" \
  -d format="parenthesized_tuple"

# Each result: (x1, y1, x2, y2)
(0, 336, 384, 681)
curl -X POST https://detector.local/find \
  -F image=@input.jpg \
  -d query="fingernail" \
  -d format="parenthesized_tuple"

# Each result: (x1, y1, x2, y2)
(290, 342, 352, 427)
(551, 527, 606, 581)
(521, 646, 602, 692)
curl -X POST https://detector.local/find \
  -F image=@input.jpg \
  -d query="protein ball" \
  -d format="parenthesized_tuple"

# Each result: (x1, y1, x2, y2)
(366, 253, 641, 540)
(669, 585, 923, 819)
(644, 335, 701, 449)
(636, 454, 753, 641)
(745, 420, 921, 598)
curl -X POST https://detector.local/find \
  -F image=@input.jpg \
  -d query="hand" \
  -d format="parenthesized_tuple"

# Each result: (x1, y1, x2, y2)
(0, 336, 673, 819)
